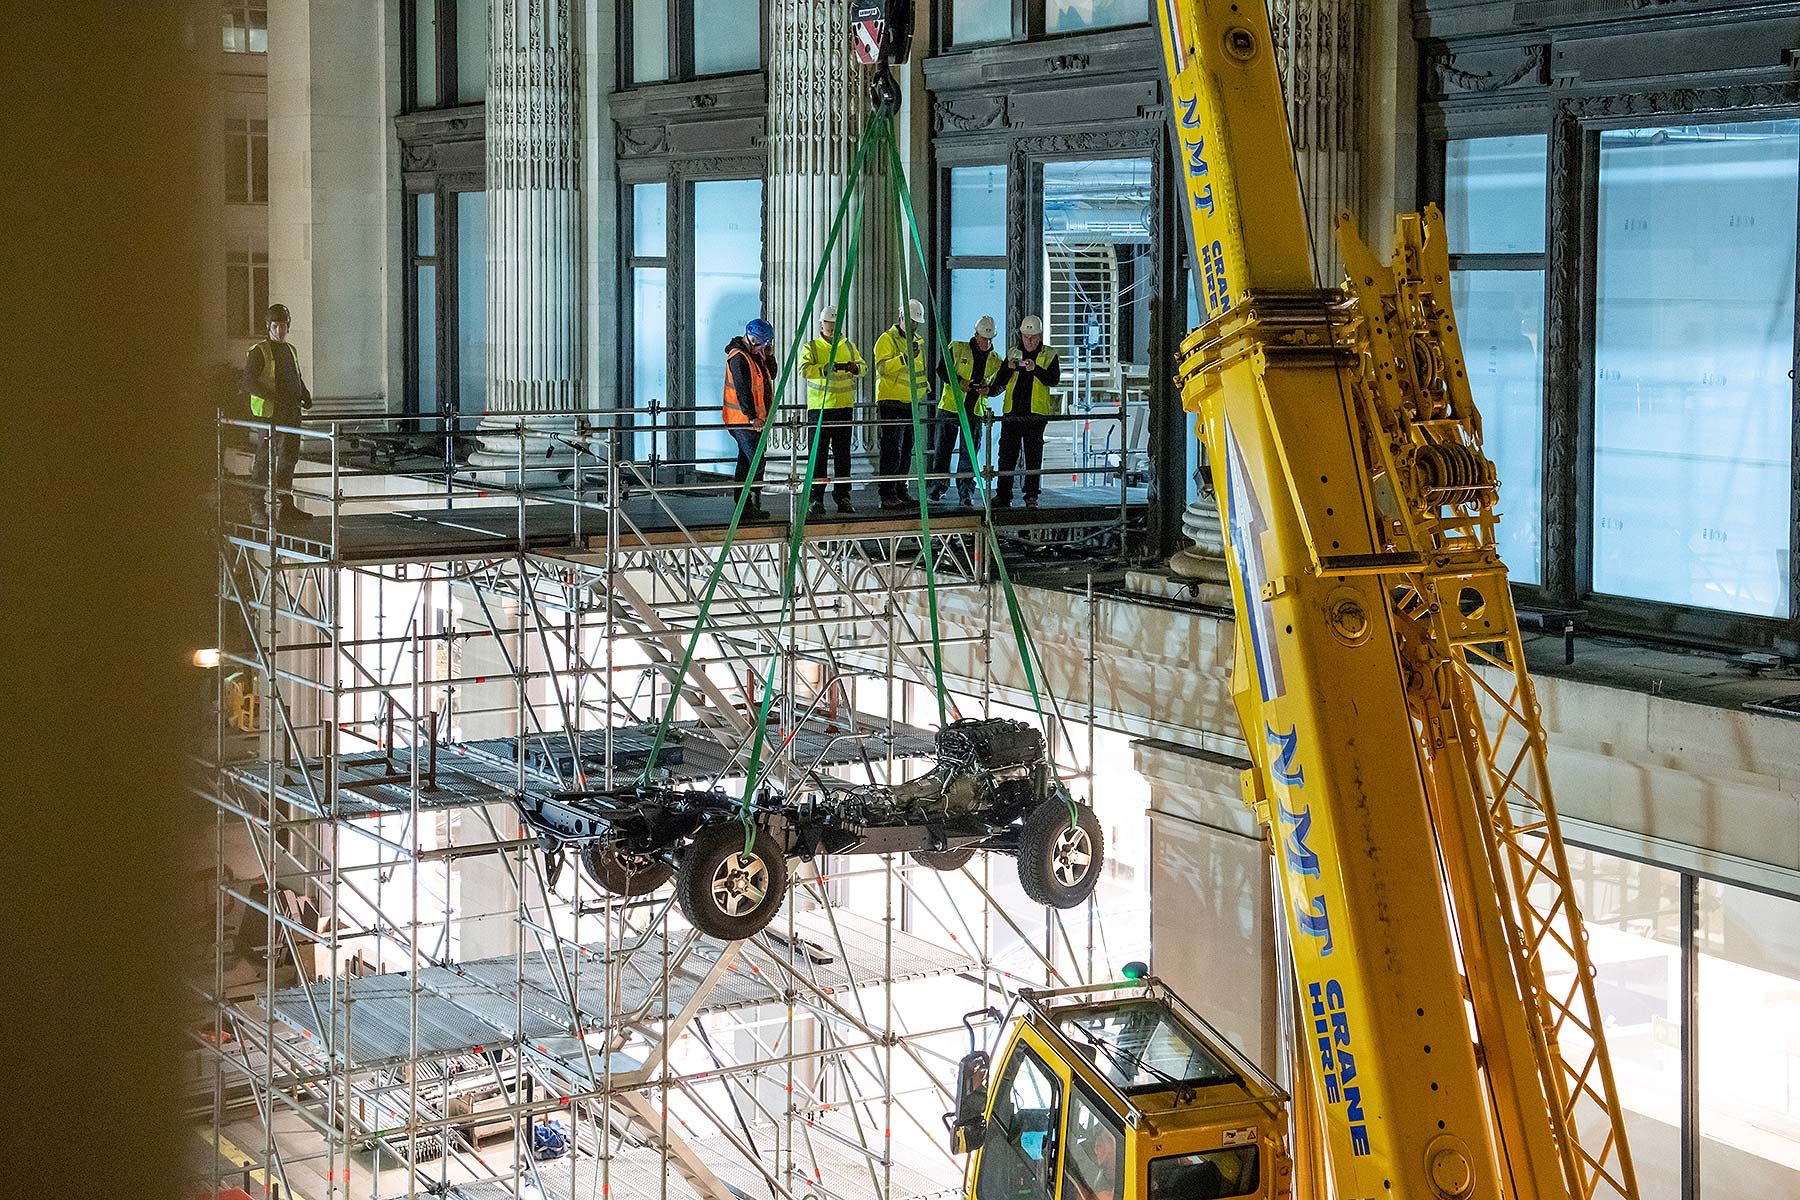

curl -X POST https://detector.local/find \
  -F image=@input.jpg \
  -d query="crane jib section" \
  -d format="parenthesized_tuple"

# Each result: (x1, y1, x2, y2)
(1156, 4, 1642, 1200)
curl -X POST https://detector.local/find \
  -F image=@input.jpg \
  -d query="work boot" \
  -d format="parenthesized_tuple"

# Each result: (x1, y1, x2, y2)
(880, 496, 908, 511)
(835, 494, 856, 514)
(808, 499, 826, 518)
(927, 485, 946, 503)
(1024, 496, 1040, 509)
(958, 491, 975, 507)
(742, 498, 769, 521)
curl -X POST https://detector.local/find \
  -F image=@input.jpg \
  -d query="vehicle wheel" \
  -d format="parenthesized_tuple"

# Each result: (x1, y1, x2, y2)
(910, 847, 977, 872)
(579, 843, 674, 897)
(677, 822, 788, 940)
(1016, 797, 1103, 909)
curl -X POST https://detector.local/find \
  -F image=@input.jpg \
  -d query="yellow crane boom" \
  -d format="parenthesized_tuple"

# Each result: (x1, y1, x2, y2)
(1156, 4, 1641, 1199)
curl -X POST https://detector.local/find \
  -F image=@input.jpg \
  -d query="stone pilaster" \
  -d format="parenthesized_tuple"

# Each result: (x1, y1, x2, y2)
(1173, 0, 1361, 573)
(765, 1, 899, 447)
(468, 0, 585, 472)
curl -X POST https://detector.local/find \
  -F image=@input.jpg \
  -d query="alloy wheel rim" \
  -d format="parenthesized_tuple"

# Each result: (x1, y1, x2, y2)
(1051, 825, 1092, 888)
(710, 851, 769, 917)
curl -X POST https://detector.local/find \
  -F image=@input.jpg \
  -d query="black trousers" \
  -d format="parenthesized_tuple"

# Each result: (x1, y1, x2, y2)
(876, 400, 918, 501)
(997, 415, 1048, 503)
(929, 408, 985, 499)
(729, 426, 765, 499)
(249, 424, 299, 510)
(809, 407, 854, 502)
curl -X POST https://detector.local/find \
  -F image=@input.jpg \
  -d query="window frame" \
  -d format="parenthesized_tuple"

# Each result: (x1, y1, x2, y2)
(403, 179, 483, 417)
(402, 0, 486, 113)
(224, 105, 269, 207)
(222, 0, 268, 55)
(226, 245, 270, 339)
(618, 0, 768, 90)
(936, 0, 1152, 52)
(1433, 95, 1800, 653)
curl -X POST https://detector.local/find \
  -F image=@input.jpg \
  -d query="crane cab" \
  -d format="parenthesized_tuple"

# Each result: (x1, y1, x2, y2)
(950, 976, 1291, 1200)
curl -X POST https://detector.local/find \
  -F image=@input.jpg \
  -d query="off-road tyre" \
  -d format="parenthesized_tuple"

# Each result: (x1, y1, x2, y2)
(1016, 797, 1103, 909)
(909, 847, 977, 872)
(579, 843, 674, 897)
(676, 823, 788, 940)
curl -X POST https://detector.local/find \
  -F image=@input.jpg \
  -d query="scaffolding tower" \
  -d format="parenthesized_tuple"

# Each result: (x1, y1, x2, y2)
(197, 411, 1125, 1200)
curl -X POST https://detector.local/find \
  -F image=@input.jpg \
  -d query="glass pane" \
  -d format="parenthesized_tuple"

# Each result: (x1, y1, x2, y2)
(1149, 1149, 1259, 1199)
(1697, 882, 1800, 1195)
(1452, 268, 1544, 582)
(1062, 1090, 1125, 1200)
(250, 120, 268, 203)
(456, 191, 487, 415)
(1445, 135, 1547, 254)
(1044, 158, 1154, 499)
(949, 165, 1006, 257)
(227, 255, 249, 337)
(1592, 121, 1797, 616)
(633, 182, 668, 258)
(633, 266, 668, 460)
(694, 0, 759, 75)
(415, 192, 436, 257)
(1531, 847, 1684, 1200)
(1044, 0, 1150, 35)
(413, 0, 439, 107)
(949, 269, 1005, 345)
(416, 263, 439, 413)
(455, 0, 488, 103)
(977, 1050, 1060, 1200)
(225, 121, 249, 204)
(223, 13, 244, 54)
(950, 0, 1011, 45)
(632, 0, 670, 84)
(692, 179, 764, 470)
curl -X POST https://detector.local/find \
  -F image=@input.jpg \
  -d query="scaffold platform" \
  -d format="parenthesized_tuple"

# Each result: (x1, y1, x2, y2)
(268, 909, 974, 1072)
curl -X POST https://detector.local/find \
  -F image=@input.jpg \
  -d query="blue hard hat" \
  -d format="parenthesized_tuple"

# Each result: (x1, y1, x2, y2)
(745, 318, 774, 345)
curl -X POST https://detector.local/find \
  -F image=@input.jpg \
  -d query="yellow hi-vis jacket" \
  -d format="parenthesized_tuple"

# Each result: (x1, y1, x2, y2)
(999, 343, 1062, 416)
(800, 335, 865, 409)
(873, 324, 928, 404)
(938, 339, 1001, 417)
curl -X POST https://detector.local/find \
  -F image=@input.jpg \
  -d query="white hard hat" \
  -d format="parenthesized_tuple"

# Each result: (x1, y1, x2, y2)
(974, 316, 996, 338)
(1019, 315, 1043, 337)
(907, 298, 925, 323)
(820, 305, 839, 324)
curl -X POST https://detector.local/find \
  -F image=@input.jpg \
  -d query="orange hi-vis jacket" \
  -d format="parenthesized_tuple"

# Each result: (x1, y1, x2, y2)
(723, 342, 772, 426)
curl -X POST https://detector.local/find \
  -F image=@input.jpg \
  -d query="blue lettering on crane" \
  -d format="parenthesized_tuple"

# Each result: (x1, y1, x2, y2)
(1309, 980, 1372, 1156)
(1296, 895, 1335, 956)
(1266, 723, 1305, 787)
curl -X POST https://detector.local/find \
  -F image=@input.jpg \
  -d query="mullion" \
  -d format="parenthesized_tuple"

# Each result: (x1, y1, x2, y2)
(437, 0, 457, 109)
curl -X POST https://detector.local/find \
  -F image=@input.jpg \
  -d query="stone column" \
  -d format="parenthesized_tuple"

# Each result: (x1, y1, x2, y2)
(1172, 0, 1360, 575)
(266, 0, 388, 410)
(468, 0, 585, 474)
(766, 1, 899, 457)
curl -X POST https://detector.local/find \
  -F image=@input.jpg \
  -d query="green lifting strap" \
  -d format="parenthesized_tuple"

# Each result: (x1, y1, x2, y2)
(637, 118, 882, 785)
(734, 152, 874, 847)
(877, 124, 1068, 787)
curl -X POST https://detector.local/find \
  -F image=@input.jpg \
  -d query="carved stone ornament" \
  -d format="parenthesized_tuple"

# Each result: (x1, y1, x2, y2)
(933, 93, 1008, 134)
(616, 124, 671, 158)
(1045, 53, 1090, 74)
(1428, 44, 1549, 96)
